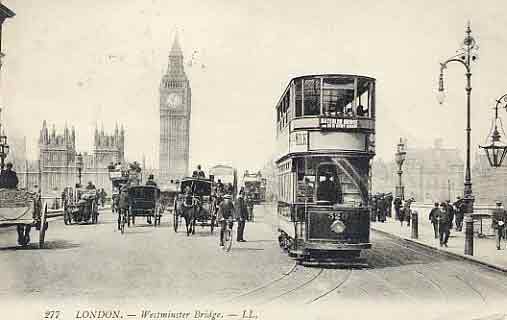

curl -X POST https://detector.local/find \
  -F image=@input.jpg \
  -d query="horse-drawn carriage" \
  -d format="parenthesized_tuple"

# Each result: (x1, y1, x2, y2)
(63, 186, 99, 225)
(173, 177, 216, 236)
(0, 188, 48, 248)
(122, 185, 161, 229)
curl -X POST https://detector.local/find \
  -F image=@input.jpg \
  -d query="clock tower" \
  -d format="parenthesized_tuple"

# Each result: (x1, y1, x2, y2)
(159, 35, 191, 182)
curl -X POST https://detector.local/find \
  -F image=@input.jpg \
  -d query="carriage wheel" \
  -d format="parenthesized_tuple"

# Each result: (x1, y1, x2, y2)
(173, 204, 179, 233)
(39, 204, 48, 249)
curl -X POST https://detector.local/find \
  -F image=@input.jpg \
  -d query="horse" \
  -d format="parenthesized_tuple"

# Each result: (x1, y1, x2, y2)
(179, 195, 197, 236)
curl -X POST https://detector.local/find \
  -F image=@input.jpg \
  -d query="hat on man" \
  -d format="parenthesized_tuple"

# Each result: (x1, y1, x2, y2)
(224, 194, 232, 199)
(496, 200, 502, 205)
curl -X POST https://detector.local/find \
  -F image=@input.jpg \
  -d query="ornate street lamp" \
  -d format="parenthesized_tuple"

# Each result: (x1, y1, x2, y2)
(437, 21, 479, 256)
(479, 94, 507, 167)
(394, 138, 406, 201)
(76, 153, 84, 186)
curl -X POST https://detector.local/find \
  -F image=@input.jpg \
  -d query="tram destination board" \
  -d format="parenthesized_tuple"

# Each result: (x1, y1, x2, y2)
(319, 118, 358, 129)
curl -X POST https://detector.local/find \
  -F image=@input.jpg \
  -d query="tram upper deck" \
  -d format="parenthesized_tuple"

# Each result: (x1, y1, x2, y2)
(275, 74, 376, 161)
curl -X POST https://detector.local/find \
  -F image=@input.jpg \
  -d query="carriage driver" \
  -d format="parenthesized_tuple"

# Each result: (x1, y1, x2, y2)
(146, 174, 157, 187)
(218, 194, 235, 247)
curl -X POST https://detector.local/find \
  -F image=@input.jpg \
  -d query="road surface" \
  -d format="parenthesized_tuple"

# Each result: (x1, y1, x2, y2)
(1, 204, 506, 319)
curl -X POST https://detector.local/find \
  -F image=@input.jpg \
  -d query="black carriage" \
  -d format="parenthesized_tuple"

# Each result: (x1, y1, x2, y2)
(173, 177, 215, 235)
(63, 186, 99, 225)
(127, 185, 161, 226)
(0, 189, 48, 248)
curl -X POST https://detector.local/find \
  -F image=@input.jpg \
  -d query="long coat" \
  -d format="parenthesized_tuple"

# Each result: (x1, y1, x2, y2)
(492, 208, 507, 229)
(235, 196, 249, 221)
(435, 208, 451, 231)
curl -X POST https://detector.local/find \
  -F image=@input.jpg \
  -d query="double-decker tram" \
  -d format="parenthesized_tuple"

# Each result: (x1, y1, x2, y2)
(209, 165, 238, 199)
(275, 74, 376, 265)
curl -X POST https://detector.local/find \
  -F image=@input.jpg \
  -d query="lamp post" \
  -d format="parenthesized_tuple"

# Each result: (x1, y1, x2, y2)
(0, 109, 9, 171)
(76, 153, 84, 186)
(479, 93, 507, 167)
(394, 138, 406, 201)
(437, 22, 479, 256)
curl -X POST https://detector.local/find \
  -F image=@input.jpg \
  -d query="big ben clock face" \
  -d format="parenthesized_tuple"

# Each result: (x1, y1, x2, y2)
(166, 93, 182, 108)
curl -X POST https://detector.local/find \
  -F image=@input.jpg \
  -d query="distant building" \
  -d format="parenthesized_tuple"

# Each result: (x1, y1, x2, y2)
(31, 121, 125, 196)
(372, 139, 463, 203)
(473, 152, 507, 205)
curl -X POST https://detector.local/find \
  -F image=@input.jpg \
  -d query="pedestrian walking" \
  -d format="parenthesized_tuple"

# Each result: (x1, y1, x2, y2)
(453, 196, 464, 232)
(401, 200, 412, 227)
(492, 201, 507, 250)
(429, 202, 440, 239)
(446, 200, 455, 230)
(437, 201, 451, 247)
(394, 197, 402, 221)
(235, 191, 248, 242)
(377, 196, 386, 222)
(386, 194, 393, 218)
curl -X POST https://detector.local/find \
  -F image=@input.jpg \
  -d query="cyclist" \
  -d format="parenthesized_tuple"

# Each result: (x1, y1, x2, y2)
(217, 193, 235, 247)
(118, 185, 129, 230)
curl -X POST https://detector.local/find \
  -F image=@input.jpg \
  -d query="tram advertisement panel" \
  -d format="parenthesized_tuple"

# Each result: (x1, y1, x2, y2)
(309, 131, 367, 152)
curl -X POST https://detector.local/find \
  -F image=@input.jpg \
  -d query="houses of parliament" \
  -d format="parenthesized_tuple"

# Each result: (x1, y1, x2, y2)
(11, 121, 125, 197)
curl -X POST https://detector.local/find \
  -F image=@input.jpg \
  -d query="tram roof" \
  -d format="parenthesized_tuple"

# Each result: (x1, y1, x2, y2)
(275, 73, 376, 109)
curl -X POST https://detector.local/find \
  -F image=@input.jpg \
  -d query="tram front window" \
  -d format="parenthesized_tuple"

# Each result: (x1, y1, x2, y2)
(296, 156, 368, 206)
(322, 77, 354, 117)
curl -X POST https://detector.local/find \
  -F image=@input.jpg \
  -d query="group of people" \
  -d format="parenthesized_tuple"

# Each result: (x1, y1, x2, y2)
(428, 199, 465, 247)
(370, 193, 393, 222)
(215, 187, 250, 246)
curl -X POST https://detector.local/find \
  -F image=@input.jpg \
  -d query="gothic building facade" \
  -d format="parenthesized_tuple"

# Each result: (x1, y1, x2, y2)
(159, 35, 191, 183)
(32, 121, 125, 196)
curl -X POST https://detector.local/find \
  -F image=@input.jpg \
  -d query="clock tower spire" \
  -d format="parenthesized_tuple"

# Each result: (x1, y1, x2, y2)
(159, 35, 191, 183)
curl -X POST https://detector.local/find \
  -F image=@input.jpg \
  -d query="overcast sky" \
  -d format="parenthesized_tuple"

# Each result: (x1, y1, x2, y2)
(2, 0, 507, 174)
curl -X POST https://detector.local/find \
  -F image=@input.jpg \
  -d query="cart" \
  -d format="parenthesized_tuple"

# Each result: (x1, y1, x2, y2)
(0, 188, 48, 248)
(127, 185, 161, 227)
(63, 187, 99, 224)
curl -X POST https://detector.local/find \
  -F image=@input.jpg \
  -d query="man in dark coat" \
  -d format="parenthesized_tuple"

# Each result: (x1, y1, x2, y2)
(394, 197, 402, 221)
(492, 201, 507, 250)
(446, 200, 455, 230)
(0, 162, 18, 189)
(453, 196, 464, 231)
(235, 191, 248, 242)
(429, 202, 440, 239)
(218, 194, 235, 247)
(385, 194, 393, 218)
(436, 202, 451, 247)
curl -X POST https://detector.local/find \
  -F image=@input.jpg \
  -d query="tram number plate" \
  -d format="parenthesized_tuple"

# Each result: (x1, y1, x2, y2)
(320, 118, 358, 129)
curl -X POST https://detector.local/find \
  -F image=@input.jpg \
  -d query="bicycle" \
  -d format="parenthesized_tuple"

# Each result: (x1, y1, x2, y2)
(220, 218, 234, 252)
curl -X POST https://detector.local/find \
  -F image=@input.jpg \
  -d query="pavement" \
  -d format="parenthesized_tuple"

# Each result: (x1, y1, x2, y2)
(372, 213, 507, 273)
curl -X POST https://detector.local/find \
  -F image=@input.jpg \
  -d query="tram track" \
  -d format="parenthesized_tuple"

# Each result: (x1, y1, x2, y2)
(225, 262, 298, 302)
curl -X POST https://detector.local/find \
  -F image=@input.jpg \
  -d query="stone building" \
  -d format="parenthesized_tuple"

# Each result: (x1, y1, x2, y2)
(372, 139, 464, 203)
(29, 121, 125, 196)
(159, 35, 191, 183)
(473, 152, 507, 205)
